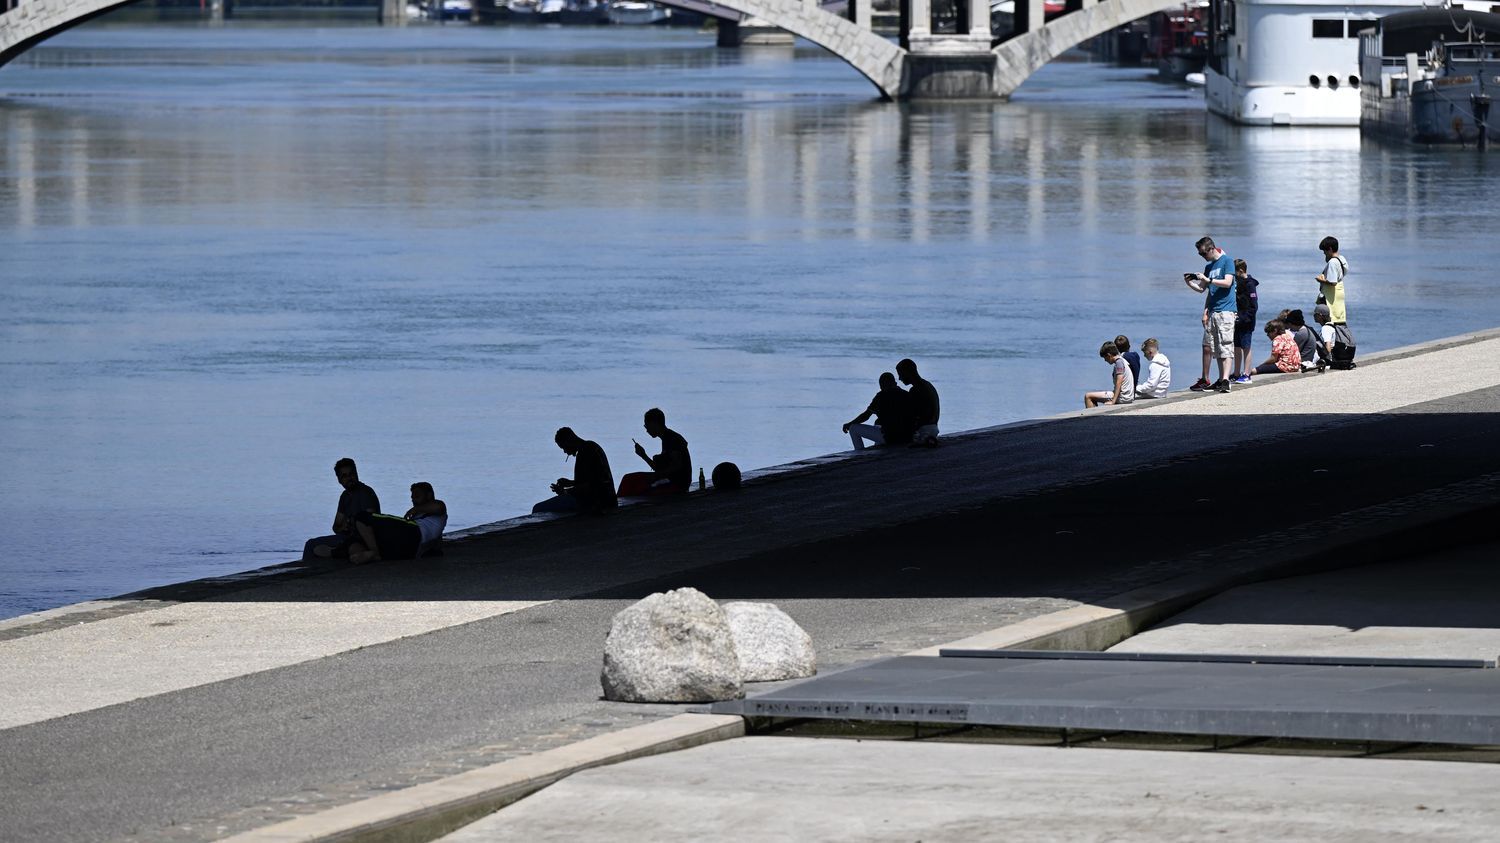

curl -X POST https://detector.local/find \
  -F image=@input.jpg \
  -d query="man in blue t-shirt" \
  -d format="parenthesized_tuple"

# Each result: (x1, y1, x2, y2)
(1183, 235, 1237, 393)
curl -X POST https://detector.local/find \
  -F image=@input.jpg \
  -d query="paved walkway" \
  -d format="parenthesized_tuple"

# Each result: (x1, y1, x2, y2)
(441, 499, 1500, 842)
(1111, 542, 1500, 662)
(3, 330, 1500, 840)
(440, 737, 1500, 842)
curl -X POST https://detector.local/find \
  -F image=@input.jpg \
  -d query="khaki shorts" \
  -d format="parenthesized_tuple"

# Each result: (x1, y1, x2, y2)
(1202, 311, 1235, 359)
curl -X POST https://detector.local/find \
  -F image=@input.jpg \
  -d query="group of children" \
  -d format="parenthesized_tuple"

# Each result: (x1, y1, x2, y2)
(1084, 335, 1172, 408)
(1085, 234, 1359, 409)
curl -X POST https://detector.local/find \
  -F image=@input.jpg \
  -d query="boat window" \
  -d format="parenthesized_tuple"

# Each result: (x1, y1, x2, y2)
(1347, 20, 1376, 38)
(1312, 19, 1343, 39)
(1309, 75, 1322, 88)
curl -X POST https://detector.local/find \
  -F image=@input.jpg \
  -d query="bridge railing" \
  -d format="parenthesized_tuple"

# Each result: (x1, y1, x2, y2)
(2, 0, 20, 14)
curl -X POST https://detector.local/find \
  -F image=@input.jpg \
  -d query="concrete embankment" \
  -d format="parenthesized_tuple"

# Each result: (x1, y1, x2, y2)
(3, 328, 1500, 842)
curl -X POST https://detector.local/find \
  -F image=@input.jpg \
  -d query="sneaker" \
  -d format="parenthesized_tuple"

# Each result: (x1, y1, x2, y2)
(1233, 374, 1252, 385)
(1211, 378, 1231, 393)
(1189, 378, 1211, 392)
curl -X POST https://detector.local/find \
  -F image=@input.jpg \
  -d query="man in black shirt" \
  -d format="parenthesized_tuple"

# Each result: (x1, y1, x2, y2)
(533, 427, 617, 515)
(843, 372, 914, 450)
(897, 358, 941, 446)
(618, 407, 692, 496)
(303, 457, 381, 560)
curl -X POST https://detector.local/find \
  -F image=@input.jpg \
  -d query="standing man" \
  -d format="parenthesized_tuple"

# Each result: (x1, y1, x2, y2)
(618, 407, 692, 496)
(533, 427, 617, 515)
(1184, 236, 1237, 393)
(303, 457, 380, 561)
(1315, 235, 1349, 326)
(896, 358, 940, 446)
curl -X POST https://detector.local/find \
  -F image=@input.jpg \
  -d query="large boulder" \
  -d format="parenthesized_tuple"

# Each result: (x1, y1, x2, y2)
(724, 602, 816, 682)
(601, 587, 743, 702)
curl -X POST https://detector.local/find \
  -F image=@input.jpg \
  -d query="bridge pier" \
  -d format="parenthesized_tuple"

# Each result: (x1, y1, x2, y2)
(380, 0, 407, 25)
(899, 0, 997, 98)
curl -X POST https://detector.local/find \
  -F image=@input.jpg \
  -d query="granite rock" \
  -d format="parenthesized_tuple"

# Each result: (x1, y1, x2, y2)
(725, 601, 816, 682)
(601, 587, 743, 702)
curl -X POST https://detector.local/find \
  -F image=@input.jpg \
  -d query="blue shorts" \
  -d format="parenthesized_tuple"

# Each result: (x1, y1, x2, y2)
(1233, 326, 1254, 350)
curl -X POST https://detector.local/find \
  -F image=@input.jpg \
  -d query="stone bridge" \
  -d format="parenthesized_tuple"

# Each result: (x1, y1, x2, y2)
(0, 0, 1189, 99)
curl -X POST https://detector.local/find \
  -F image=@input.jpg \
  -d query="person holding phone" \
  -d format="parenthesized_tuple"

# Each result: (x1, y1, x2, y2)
(533, 427, 617, 515)
(617, 407, 692, 497)
(1183, 236, 1237, 393)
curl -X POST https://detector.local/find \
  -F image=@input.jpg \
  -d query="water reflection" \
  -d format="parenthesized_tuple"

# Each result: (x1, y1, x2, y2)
(5, 84, 1253, 246)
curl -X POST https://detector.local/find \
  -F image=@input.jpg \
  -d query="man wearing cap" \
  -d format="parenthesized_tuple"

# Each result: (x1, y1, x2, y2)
(1313, 304, 1358, 369)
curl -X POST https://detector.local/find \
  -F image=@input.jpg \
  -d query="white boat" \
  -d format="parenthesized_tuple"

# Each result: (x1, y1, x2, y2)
(1203, 0, 1490, 126)
(608, 1, 671, 25)
(507, 0, 540, 20)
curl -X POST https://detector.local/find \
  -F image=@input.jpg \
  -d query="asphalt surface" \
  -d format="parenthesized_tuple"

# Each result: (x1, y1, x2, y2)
(3, 340, 1500, 841)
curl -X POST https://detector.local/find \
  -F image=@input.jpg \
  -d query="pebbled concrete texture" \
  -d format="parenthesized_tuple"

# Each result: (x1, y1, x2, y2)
(0, 595, 544, 730)
(438, 736, 1500, 842)
(1110, 542, 1500, 663)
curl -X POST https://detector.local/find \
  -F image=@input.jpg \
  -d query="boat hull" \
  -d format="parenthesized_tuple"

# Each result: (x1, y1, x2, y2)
(1206, 68, 1361, 126)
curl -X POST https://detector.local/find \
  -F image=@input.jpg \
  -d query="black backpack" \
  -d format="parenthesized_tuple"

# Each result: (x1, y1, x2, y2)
(1329, 323, 1357, 369)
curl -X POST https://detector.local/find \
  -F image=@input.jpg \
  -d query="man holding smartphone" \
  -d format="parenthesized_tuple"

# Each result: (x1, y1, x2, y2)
(1183, 236, 1237, 393)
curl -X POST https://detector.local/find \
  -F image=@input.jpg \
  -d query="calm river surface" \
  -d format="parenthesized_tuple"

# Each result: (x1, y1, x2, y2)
(2, 21, 1497, 618)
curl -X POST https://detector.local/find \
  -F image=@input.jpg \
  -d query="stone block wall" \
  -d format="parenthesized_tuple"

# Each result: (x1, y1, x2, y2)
(2, 0, 139, 67)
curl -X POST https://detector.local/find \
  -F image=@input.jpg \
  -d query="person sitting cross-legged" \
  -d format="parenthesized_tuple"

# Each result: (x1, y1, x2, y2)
(897, 358, 941, 446)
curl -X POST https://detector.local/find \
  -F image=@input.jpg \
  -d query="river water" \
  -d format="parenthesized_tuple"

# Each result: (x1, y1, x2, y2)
(2, 21, 1497, 619)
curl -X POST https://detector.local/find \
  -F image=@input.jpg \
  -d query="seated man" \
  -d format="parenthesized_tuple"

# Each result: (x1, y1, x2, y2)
(348, 482, 447, 564)
(897, 358, 941, 446)
(618, 408, 692, 497)
(1135, 337, 1172, 398)
(1314, 303, 1357, 370)
(533, 427, 617, 514)
(303, 457, 380, 561)
(842, 372, 914, 450)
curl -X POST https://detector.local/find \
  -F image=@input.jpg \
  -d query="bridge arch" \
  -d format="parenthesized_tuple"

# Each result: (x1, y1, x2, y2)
(992, 0, 1192, 97)
(0, 0, 906, 95)
(1, 0, 1193, 100)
